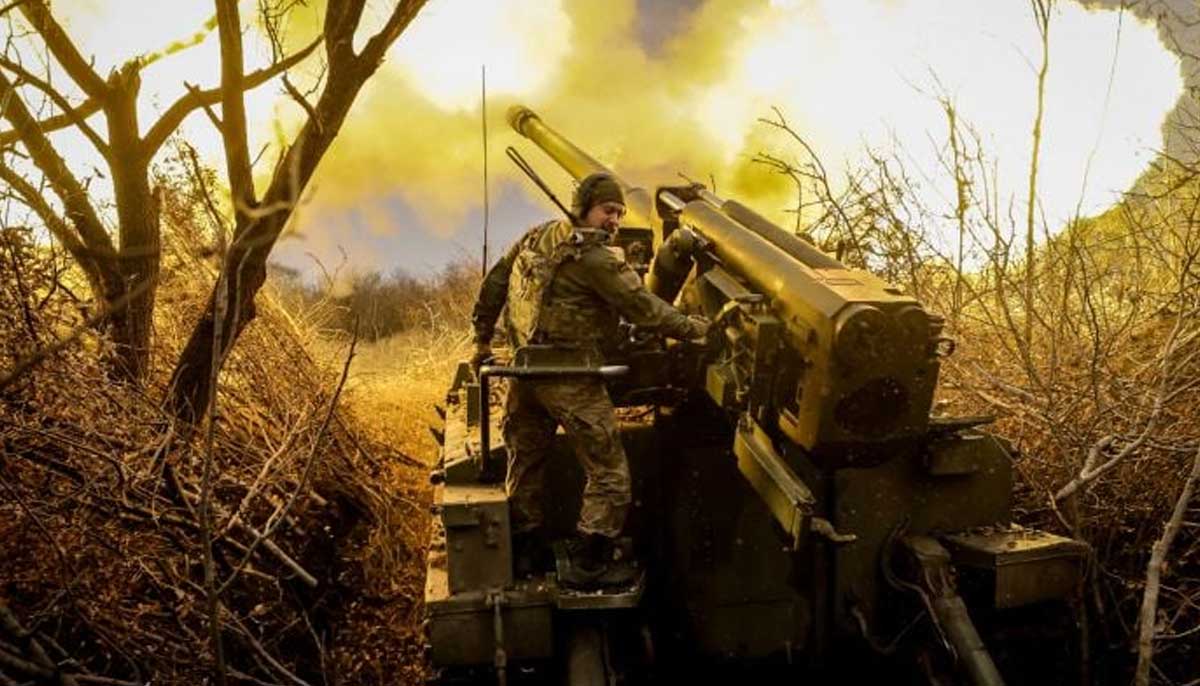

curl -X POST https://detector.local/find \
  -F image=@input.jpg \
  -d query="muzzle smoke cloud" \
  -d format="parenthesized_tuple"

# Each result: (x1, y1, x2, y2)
(310, 0, 1181, 251)
(33, 0, 1186, 270)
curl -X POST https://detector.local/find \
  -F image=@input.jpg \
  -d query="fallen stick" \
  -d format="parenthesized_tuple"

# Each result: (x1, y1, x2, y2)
(0, 602, 81, 685)
(175, 488, 319, 589)
(0, 645, 53, 679)
(224, 607, 314, 686)
(219, 328, 358, 593)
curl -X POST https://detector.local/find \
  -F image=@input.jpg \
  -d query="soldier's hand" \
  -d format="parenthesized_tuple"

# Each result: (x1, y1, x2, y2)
(470, 341, 494, 375)
(685, 315, 711, 344)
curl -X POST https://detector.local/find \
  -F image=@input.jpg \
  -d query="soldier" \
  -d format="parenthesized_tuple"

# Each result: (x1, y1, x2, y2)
(471, 173, 708, 588)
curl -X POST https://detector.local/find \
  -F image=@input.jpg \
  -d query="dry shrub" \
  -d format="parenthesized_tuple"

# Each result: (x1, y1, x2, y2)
(755, 107, 1200, 681)
(282, 254, 480, 469)
(0, 186, 437, 684)
(273, 258, 481, 343)
(933, 179, 1200, 681)
(295, 263, 479, 685)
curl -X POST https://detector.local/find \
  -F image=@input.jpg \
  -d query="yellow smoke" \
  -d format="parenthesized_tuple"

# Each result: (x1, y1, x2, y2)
(18, 0, 294, 212)
(12, 1, 1185, 254)
(303, 0, 1181, 245)
(308, 0, 784, 232)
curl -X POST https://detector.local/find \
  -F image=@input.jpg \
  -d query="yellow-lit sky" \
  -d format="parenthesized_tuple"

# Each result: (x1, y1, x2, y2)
(10, 0, 1186, 277)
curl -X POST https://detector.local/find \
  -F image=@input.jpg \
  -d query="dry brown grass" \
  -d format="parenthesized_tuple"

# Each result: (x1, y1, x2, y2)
(0, 220, 471, 685)
(749, 105, 1200, 679)
(291, 285, 474, 686)
(329, 326, 473, 467)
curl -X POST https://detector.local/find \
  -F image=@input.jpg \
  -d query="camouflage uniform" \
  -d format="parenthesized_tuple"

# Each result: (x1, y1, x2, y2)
(472, 219, 701, 538)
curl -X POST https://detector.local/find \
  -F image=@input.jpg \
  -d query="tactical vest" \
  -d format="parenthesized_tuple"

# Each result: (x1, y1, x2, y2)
(505, 219, 611, 348)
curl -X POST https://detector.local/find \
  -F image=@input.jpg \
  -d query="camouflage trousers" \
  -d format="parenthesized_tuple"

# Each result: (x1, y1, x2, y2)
(502, 377, 630, 538)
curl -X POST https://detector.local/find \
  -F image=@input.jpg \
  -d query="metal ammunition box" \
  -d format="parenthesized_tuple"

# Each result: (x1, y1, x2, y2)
(942, 528, 1088, 608)
(425, 561, 554, 666)
(441, 483, 513, 594)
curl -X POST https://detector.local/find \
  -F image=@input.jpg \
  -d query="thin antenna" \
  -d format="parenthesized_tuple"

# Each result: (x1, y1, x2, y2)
(506, 146, 577, 223)
(481, 65, 489, 277)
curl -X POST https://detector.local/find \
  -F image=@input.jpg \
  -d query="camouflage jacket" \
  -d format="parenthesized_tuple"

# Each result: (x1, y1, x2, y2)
(471, 219, 695, 352)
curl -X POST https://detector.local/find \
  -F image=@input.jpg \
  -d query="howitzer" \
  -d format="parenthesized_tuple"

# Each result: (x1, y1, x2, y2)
(423, 106, 1088, 685)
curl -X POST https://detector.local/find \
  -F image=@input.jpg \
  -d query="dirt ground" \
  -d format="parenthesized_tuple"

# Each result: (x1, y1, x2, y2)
(324, 329, 470, 684)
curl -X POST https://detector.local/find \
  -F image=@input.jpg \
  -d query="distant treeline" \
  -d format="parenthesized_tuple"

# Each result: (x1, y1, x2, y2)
(267, 259, 482, 341)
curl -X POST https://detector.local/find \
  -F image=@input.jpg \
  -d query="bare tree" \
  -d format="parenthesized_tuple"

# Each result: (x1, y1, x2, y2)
(167, 0, 427, 426)
(0, 0, 427, 423)
(0, 1, 326, 379)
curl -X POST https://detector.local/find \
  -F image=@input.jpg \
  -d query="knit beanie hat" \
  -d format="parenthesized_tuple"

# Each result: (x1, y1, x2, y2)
(572, 173, 625, 218)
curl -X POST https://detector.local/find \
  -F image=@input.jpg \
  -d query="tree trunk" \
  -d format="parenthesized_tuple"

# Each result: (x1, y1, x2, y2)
(166, 0, 427, 426)
(105, 65, 160, 380)
(168, 68, 368, 425)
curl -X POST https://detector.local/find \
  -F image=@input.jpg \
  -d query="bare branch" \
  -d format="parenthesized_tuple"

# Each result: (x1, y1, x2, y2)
(17, 0, 108, 99)
(201, 239, 230, 686)
(0, 56, 108, 156)
(184, 81, 223, 132)
(281, 73, 320, 133)
(215, 0, 255, 217)
(223, 607, 313, 686)
(0, 1, 27, 19)
(1024, 0, 1052, 351)
(0, 97, 101, 146)
(1054, 303, 1197, 501)
(1134, 443, 1200, 686)
(143, 34, 323, 156)
(0, 157, 102, 291)
(0, 71, 114, 264)
(181, 141, 229, 254)
(262, 2, 325, 136)
(358, 0, 425, 68)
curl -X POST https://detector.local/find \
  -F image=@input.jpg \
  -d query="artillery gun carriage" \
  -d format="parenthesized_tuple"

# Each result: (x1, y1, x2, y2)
(422, 106, 1087, 685)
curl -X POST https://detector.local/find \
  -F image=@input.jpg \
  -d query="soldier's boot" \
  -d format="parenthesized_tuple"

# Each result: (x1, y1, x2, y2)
(559, 533, 637, 589)
(512, 527, 552, 579)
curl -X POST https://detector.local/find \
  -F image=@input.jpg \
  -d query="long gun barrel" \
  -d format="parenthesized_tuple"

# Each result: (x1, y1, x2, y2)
(413, 106, 1091, 686)
(508, 104, 942, 451)
(507, 105, 655, 232)
(508, 105, 837, 270)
